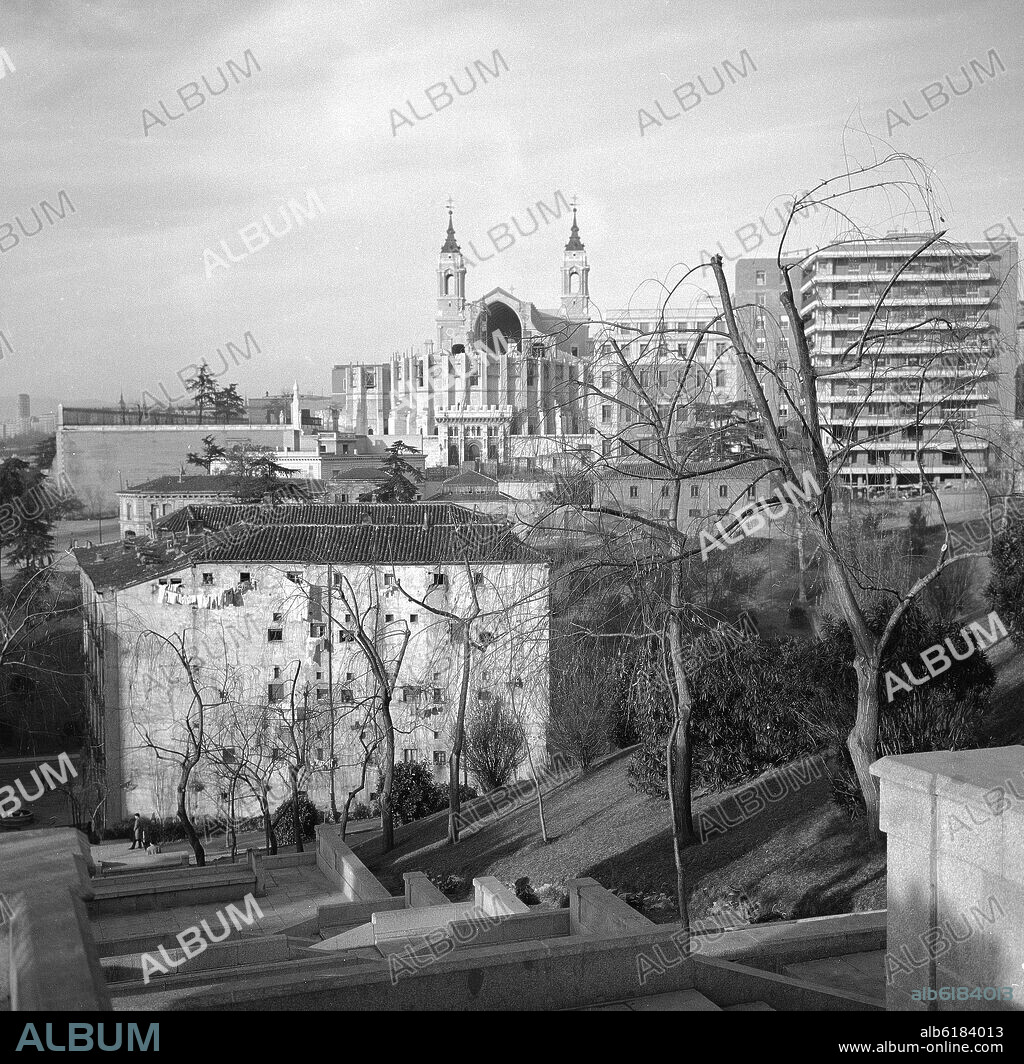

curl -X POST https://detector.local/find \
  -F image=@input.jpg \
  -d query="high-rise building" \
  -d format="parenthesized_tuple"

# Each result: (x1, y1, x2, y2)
(736, 237, 1019, 488)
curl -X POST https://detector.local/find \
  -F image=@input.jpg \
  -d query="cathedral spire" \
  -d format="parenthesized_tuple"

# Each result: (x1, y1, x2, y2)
(441, 206, 461, 253)
(565, 206, 584, 251)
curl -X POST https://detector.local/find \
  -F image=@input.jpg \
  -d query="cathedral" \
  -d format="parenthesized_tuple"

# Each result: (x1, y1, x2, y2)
(331, 207, 606, 467)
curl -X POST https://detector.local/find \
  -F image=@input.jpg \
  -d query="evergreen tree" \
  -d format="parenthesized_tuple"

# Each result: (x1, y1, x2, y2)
(363, 442, 423, 503)
(186, 435, 227, 473)
(185, 364, 220, 423)
(212, 383, 246, 422)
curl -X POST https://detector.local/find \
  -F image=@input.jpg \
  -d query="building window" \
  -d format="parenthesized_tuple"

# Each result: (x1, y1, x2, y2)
(660, 485, 670, 498)
(629, 486, 639, 498)
(202, 572, 214, 585)
(268, 683, 284, 703)
(755, 293, 766, 306)
(477, 689, 492, 701)
(384, 613, 395, 623)
(340, 689, 354, 703)
(409, 613, 418, 624)
(601, 405, 612, 423)
(317, 688, 328, 700)
(383, 573, 396, 585)
(273, 666, 282, 679)
(338, 630, 355, 643)
(719, 485, 728, 499)
(474, 572, 485, 586)
(431, 688, 444, 703)
(239, 572, 251, 584)
(272, 612, 283, 623)
(715, 370, 726, 388)
(688, 508, 701, 517)
(755, 270, 766, 285)
(286, 571, 302, 584)
(433, 750, 447, 766)
(310, 623, 324, 637)
(431, 572, 448, 587)
(690, 485, 700, 498)
(267, 628, 283, 642)
(403, 749, 415, 763)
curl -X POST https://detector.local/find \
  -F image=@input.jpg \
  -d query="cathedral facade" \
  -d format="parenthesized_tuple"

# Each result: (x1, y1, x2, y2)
(332, 209, 603, 467)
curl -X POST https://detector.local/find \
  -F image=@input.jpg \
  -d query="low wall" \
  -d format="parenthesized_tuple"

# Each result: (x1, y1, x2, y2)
(404, 872, 449, 908)
(315, 824, 391, 902)
(568, 877, 653, 936)
(873, 746, 1024, 1012)
(474, 876, 529, 917)
(1, 828, 110, 1011)
(88, 865, 257, 916)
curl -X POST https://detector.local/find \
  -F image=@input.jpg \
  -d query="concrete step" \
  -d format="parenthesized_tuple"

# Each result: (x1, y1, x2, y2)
(724, 1001, 776, 1011)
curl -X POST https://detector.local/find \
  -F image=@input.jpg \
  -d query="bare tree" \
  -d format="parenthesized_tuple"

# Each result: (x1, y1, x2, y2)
(329, 570, 413, 853)
(705, 156, 1016, 836)
(129, 629, 237, 866)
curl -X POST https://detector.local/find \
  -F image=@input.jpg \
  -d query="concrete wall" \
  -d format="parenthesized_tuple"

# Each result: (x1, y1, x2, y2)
(873, 746, 1024, 1012)
(58, 423, 283, 515)
(315, 824, 392, 902)
(568, 877, 654, 936)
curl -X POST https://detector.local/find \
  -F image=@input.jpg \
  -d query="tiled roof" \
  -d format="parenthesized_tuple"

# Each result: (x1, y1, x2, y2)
(74, 515, 540, 591)
(156, 502, 505, 535)
(441, 471, 498, 488)
(423, 466, 461, 482)
(120, 475, 242, 495)
(121, 475, 326, 496)
(328, 465, 378, 481)
(199, 523, 540, 565)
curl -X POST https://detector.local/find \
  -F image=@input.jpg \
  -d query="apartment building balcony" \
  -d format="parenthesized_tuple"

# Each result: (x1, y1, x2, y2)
(805, 320, 990, 335)
(801, 269, 992, 293)
(803, 296, 992, 314)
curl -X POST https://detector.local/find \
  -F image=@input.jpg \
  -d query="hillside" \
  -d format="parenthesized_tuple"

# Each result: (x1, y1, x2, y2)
(355, 748, 887, 923)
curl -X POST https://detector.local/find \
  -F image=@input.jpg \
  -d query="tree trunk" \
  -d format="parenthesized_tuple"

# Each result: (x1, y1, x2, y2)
(260, 793, 274, 855)
(290, 765, 303, 854)
(448, 632, 473, 845)
(665, 564, 694, 929)
(380, 695, 396, 852)
(524, 740, 548, 844)
(177, 783, 205, 866)
(849, 658, 882, 841)
(340, 793, 352, 841)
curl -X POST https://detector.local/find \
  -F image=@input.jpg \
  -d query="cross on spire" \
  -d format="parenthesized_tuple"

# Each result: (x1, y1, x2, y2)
(565, 195, 585, 252)
(441, 199, 461, 254)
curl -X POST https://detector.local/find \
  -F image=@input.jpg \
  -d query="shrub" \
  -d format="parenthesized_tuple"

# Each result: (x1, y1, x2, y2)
(626, 632, 836, 798)
(427, 871, 472, 900)
(464, 699, 527, 791)
(987, 516, 1024, 649)
(271, 793, 324, 845)
(792, 607, 994, 815)
(348, 801, 371, 821)
(384, 761, 444, 826)
(435, 781, 477, 809)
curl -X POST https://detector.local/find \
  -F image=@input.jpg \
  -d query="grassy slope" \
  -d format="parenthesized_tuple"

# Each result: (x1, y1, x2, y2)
(355, 749, 887, 923)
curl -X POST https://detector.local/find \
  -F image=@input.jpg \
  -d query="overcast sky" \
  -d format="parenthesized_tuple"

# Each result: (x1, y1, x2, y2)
(0, 0, 1020, 408)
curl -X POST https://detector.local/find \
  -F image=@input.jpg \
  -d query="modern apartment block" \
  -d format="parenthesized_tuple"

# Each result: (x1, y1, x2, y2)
(737, 236, 1019, 489)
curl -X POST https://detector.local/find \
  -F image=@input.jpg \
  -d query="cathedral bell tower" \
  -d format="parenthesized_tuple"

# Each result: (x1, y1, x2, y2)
(561, 203, 590, 319)
(437, 205, 468, 351)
